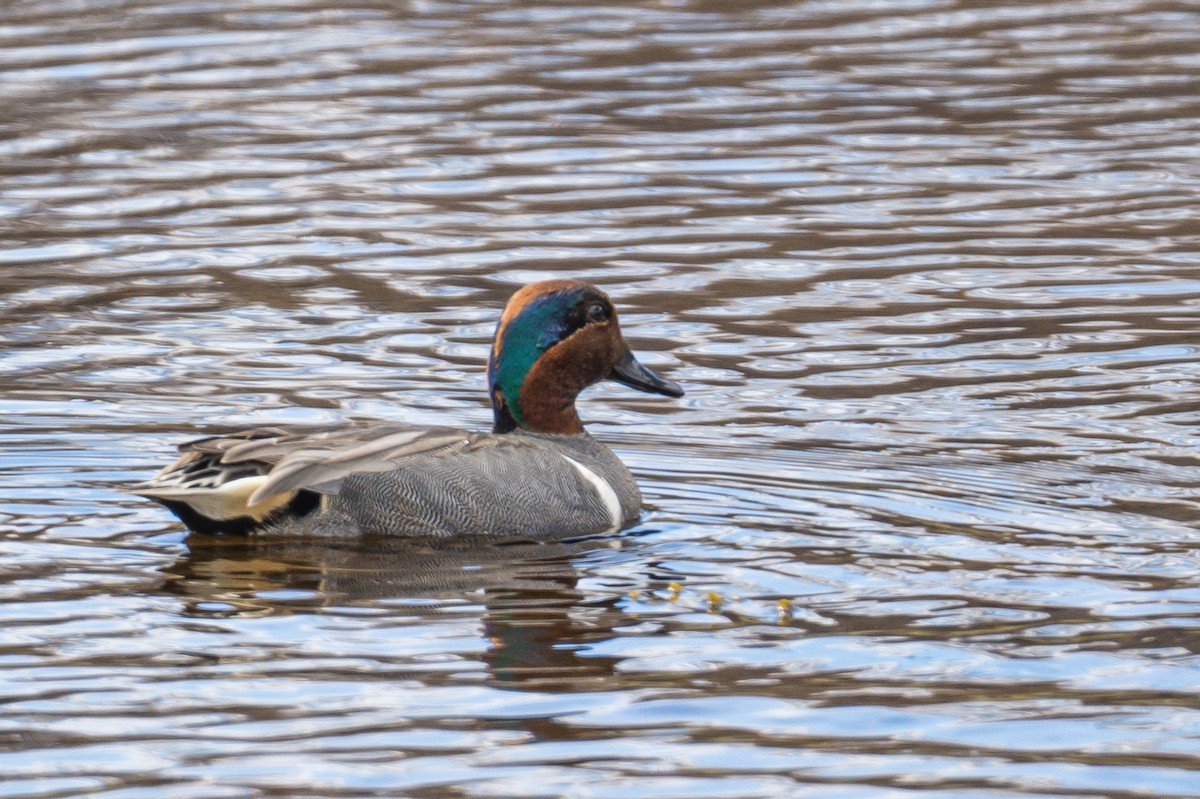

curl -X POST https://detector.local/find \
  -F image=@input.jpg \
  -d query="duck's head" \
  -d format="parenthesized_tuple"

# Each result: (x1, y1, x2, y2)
(487, 279, 683, 435)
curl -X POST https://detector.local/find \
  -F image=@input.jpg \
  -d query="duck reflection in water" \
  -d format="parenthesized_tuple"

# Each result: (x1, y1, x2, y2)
(163, 532, 639, 687)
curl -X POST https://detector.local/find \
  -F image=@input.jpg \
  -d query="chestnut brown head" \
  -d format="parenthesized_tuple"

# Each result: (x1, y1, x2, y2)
(487, 280, 683, 434)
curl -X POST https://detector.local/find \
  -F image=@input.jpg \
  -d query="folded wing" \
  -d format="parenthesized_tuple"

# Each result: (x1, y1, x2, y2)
(128, 423, 476, 532)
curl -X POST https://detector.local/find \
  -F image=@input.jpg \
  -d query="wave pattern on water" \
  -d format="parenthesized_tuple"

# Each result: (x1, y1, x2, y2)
(4, 1, 1200, 797)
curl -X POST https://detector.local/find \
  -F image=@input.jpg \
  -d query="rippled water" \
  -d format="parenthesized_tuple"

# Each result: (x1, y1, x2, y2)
(4, 1, 1200, 796)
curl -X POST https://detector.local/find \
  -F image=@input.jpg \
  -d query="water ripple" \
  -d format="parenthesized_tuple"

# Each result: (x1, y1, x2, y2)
(4, 0, 1200, 797)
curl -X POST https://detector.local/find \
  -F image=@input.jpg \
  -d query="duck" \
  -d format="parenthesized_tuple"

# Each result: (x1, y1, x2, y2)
(130, 279, 684, 538)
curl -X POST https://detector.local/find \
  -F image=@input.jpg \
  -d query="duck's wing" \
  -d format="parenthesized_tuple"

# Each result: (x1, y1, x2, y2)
(129, 423, 475, 531)
(243, 425, 474, 503)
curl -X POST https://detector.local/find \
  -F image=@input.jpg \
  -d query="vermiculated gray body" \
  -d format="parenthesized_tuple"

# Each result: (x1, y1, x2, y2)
(284, 433, 640, 538)
(330, 432, 641, 538)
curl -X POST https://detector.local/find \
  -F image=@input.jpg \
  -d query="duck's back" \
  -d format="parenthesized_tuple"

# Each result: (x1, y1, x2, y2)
(330, 431, 642, 538)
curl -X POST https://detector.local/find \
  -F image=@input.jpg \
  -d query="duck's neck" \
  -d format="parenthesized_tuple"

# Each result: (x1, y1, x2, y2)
(492, 356, 591, 436)
(492, 385, 584, 435)
(517, 386, 584, 435)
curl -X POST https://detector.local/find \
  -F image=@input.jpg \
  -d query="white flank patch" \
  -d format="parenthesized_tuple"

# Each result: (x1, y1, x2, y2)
(560, 454, 622, 532)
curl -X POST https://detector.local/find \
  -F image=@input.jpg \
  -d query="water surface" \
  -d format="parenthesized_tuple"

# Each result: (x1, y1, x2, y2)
(3, 1, 1200, 797)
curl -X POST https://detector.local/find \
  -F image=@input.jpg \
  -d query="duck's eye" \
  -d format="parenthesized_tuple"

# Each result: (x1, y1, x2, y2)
(586, 302, 609, 322)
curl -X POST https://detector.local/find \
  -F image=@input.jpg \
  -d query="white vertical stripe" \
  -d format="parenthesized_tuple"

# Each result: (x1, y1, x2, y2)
(560, 454, 623, 532)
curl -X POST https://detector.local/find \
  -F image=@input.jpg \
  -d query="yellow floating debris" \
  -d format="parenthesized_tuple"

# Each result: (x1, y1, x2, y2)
(777, 598, 794, 623)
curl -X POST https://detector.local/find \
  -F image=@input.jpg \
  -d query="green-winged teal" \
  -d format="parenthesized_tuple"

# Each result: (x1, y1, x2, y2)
(131, 279, 684, 537)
